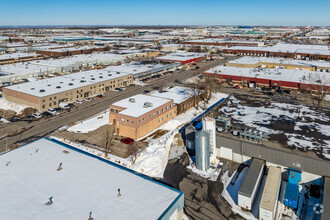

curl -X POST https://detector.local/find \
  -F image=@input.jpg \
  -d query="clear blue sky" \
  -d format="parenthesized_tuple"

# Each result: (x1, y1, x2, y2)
(0, 0, 329, 26)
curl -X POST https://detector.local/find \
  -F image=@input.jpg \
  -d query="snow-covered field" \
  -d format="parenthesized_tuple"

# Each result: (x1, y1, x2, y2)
(0, 97, 29, 113)
(219, 96, 330, 159)
(67, 109, 109, 133)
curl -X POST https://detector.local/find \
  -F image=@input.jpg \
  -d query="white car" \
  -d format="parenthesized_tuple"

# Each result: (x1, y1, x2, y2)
(32, 112, 42, 119)
(47, 108, 57, 115)
(120, 87, 126, 91)
(84, 97, 92, 102)
(75, 99, 84, 104)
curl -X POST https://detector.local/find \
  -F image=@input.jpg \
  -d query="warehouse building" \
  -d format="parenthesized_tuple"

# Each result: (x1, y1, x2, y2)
(109, 94, 176, 140)
(155, 52, 209, 64)
(204, 66, 330, 91)
(181, 38, 264, 47)
(226, 56, 330, 72)
(259, 166, 281, 220)
(3, 69, 133, 111)
(238, 158, 265, 210)
(0, 52, 43, 65)
(36, 45, 110, 57)
(0, 138, 184, 220)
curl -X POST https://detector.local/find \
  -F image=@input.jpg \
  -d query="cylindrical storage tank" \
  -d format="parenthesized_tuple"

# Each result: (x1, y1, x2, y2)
(195, 130, 210, 171)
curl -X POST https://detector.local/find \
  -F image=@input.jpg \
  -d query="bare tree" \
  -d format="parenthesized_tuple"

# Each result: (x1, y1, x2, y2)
(202, 72, 219, 101)
(305, 73, 330, 106)
(104, 125, 115, 157)
(191, 78, 205, 110)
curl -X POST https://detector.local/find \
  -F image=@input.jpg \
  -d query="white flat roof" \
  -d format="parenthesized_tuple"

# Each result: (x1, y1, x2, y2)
(228, 56, 330, 68)
(0, 138, 181, 219)
(156, 52, 208, 62)
(0, 63, 56, 77)
(0, 52, 40, 61)
(5, 69, 131, 97)
(112, 94, 172, 118)
(106, 62, 169, 76)
(206, 66, 330, 86)
(151, 86, 194, 104)
(184, 38, 260, 44)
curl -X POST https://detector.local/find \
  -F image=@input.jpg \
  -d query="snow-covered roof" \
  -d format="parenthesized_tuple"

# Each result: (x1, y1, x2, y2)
(206, 66, 330, 86)
(0, 138, 182, 219)
(151, 86, 195, 104)
(0, 63, 56, 77)
(156, 52, 208, 62)
(0, 52, 40, 61)
(5, 69, 132, 97)
(106, 62, 170, 76)
(111, 94, 172, 118)
(228, 56, 330, 68)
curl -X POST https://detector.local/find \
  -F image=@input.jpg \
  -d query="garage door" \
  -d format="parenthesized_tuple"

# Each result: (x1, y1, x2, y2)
(220, 147, 232, 160)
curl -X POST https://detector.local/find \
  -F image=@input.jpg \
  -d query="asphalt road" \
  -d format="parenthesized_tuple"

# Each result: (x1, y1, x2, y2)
(0, 58, 232, 153)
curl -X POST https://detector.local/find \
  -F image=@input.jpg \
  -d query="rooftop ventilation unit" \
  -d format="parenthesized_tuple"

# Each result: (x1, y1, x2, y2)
(108, 74, 112, 76)
(143, 102, 153, 108)
(68, 83, 73, 86)
(47, 84, 51, 86)
(39, 89, 45, 93)
(31, 88, 35, 90)
(80, 80, 86, 83)
(91, 78, 95, 80)
(60, 82, 63, 84)
(116, 72, 120, 74)
(129, 98, 135, 103)
(56, 86, 61, 89)
(99, 76, 103, 78)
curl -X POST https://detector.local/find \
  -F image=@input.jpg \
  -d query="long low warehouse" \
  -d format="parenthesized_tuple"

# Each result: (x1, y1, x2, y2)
(204, 66, 330, 91)
(0, 138, 184, 219)
(238, 158, 265, 210)
(3, 69, 133, 111)
(259, 166, 282, 220)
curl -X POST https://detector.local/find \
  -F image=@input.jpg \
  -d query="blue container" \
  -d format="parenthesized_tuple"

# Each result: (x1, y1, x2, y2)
(288, 169, 301, 185)
(284, 183, 299, 209)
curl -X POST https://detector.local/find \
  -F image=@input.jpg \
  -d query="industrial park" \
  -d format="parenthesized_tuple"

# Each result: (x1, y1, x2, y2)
(0, 1, 330, 219)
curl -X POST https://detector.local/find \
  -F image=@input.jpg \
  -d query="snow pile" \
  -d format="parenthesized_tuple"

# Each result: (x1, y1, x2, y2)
(130, 130, 177, 178)
(187, 159, 223, 181)
(67, 109, 109, 133)
(0, 97, 29, 113)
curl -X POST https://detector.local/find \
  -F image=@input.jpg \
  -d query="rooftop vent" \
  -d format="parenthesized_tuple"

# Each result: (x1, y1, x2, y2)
(91, 78, 95, 80)
(99, 76, 103, 78)
(108, 74, 112, 76)
(39, 89, 45, 93)
(60, 82, 63, 84)
(31, 88, 35, 90)
(47, 84, 51, 86)
(129, 98, 135, 103)
(143, 102, 153, 108)
(56, 86, 61, 89)
(116, 72, 120, 74)
(80, 80, 86, 83)
(68, 83, 73, 86)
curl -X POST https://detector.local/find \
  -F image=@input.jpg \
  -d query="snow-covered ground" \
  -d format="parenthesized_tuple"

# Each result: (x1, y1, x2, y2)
(220, 96, 330, 159)
(67, 109, 109, 133)
(0, 97, 30, 113)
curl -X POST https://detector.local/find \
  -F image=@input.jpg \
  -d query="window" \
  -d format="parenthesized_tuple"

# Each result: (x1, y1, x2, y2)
(49, 103, 52, 107)
(111, 108, 114, 112)
(170, 104, 172, 108)
(49, 97, 52, 101)
(149, 114, 151, 117)
(42, 104, 45, 109)
(131, 121, 134, 123)
(170, 113, 172, 116)
(139, 120, 141, 123)
(54, 96, 57, 100)
(166, 106, 168, 110)
(122, 118, 124, 121)
(153, 112, 155, 115)
(157, 111, 160, 114)
(143, 118, 145, 121)
(162, 108, 164, 113)
(175, 110, 177, 114)
(126, 119, 129, 122)
(42, 99, 45, 103)
(158, 119, 160, 123)
(167, 114, 169, 118)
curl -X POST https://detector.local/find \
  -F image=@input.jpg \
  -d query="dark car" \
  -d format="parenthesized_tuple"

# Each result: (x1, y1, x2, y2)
(121, 138, 135, 145)
(284, 89, 291, 94)
(263, 92, 274, 96)
(54, 107, 63, 112)
(129, 83, 135, 86)
(168, 71, 174, 73)
(96, 94, 104, 98)
(143, 90, 150, 94)
(42, 111, 53, 118)
(68, 103, 76, 108)
(195, 66, 200, 69)
(276, 88, 285, 94)
(26, 115, 36, 120)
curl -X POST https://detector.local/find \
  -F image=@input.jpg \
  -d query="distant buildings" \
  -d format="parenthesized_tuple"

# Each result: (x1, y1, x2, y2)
(155, 52, 209, 64)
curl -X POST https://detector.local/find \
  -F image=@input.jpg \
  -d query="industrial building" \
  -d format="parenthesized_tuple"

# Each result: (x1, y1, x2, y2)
(181, 38, 264, 47)
(0, 138, 184, 219)
(259, 166, 281, 220)
(226, 56, 330, 72)
(0, 52, 43, 65)
(109, 94, 176, 140)
(36, 45, 110, 57)
(155, 52, 209, 64)
(223, 43, 330, 60)
(238, 158, 265, 210)
(204, 66, 330, 91)
(3, 69, 133, 111)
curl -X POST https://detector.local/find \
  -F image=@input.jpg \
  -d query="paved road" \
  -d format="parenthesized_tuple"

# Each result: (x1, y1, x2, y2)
(0, 58, 232, 153)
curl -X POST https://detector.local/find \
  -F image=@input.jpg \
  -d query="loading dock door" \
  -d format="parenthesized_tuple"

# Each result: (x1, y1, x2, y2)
(220, 147, 233, 160)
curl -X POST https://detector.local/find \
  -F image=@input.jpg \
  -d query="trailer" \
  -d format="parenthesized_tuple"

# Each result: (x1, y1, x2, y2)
(284, 182, 299, 209)
(259, 166, 282, 220)
(238, 158, 265, 210)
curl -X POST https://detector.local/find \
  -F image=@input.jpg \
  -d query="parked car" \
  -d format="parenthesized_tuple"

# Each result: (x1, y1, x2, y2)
(168, 71, 174, 73)
(42, 111, 53, 118)
(129, 83, 135, 86)
(121, 137, 135, 145)
(54, 107, 63, 112)
(96, 93, 104, 98)
(263, 92, 274, 96)
(143, 90, 150, 94)
(32, 112, 42, 119)
(84, 97, 92, 102)
(59, 103, 71, 109)
(113, 88, 122, 92)
(26, 115, 36, 120)
(254, 88, 262, 92)
(284, 89, 291, 94)
(47, 108, 57, 115)
(75, 99, 84, 104)
(276, 88, 285, 94)
(195, 66, 200, 69)
(120, 87, 126, 91)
